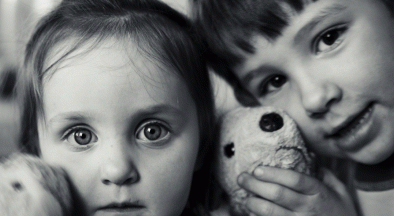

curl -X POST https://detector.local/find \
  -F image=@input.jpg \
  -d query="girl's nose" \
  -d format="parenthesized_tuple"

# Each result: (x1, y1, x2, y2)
(300, 79, 342, 118)
(100, 143, 139, 186)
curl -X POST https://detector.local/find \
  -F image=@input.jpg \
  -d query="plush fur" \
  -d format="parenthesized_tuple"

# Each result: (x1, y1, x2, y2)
(214, 106, 315, 215)
(0, 153, 74, 216)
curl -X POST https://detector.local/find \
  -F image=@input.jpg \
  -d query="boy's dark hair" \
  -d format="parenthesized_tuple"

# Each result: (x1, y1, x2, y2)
(192, 0, 394, 85)
(18, 0, 214, 215)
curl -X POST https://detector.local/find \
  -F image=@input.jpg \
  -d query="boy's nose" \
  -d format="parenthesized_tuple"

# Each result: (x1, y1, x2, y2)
(300, 80, 342, 118)
(100, 143, 139, 186)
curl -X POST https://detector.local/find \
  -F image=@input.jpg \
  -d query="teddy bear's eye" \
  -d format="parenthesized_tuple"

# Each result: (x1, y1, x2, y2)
(11, 181, 24, 192)
(224, 142, 235, 158)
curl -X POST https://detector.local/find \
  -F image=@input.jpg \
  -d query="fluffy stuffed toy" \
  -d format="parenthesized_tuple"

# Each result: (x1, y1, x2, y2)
(213, 106, 315, 216)
(0, 153, 74, 216)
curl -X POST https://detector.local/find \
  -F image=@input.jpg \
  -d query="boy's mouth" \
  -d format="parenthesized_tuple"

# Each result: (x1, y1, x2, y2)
(328, 103, 374, 139)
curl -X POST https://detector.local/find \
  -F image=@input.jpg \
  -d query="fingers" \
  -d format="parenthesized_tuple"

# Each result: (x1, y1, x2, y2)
(238, 172, 307, 210)
(237, 167, 358, 216)
(245, 196, 294, 216)
(251, 166, 321, 195)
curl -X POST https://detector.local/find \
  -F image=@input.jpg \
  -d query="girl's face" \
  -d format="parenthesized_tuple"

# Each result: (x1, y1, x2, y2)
(38, 39, 200, 216)
(233, 0, 394, 164)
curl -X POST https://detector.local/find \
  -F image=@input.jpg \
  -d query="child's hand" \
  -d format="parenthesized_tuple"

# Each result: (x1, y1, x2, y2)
(237, 166, 357, 216)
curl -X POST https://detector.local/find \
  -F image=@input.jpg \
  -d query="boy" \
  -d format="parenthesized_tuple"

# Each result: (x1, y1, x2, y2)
(193, 0, 394, 215)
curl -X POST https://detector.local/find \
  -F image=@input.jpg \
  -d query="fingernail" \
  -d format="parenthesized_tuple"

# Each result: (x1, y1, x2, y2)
(254, 167, 264, 176)
(237, 172, 246, 183)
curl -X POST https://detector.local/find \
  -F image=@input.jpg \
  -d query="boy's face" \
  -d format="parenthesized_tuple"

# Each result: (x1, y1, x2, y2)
(37, 38, 200, 216)
(233, 0, 394, 164)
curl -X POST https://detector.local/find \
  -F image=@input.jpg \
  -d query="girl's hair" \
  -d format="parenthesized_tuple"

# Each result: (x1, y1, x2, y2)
(18, 0, 214, 214)
(192, 0, 394, 83)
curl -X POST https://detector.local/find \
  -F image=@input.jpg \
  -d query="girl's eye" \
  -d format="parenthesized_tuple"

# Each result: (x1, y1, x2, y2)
(136, 121, 170, 142)
(258, 75, 287, 97)
(74, 129, 92, 145)
(63, 127, 98, 146)
(315, 26, 347, 54)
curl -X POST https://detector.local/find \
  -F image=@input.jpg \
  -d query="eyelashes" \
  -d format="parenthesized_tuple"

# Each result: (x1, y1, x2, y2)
(60, 120, 171, 150)
(313, 24, 347, 54)
(258, 74, 287, 97)
(254, 24, 348, 98)
(135, 120, 170, 143)
(61, 125, 98, 149)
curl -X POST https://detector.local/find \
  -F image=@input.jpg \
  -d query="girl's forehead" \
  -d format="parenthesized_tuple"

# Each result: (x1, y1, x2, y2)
(43, 37, 176, 83)
(41, 37, 189, 106)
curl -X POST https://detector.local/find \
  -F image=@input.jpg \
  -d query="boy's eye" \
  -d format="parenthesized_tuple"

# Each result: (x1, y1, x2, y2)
(315, 26, 347, 54)
(258, 75, 287, 97)
(136, 121, 170, 142)
(63, 127, 98, 146)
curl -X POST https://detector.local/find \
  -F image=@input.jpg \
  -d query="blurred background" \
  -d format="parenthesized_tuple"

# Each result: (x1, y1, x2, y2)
(0, 0, 240, 157)
(0, 0, 61, 157)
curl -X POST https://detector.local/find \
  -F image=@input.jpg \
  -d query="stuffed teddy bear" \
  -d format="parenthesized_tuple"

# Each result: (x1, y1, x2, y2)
(213, 106, 315, 216)
(0, 153, 74, 216)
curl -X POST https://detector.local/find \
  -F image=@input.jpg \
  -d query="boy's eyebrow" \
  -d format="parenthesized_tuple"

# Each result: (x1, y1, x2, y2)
(293, 4, 347, 45)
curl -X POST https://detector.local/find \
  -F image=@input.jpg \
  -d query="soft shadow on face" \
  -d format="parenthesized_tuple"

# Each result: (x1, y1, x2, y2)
(37, 38, 200, 216)
(233, 0, 394, 164)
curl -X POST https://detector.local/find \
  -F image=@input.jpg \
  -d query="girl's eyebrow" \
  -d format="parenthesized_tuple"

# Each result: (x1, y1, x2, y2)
(293, 4, 347, 45)
(136, 104, 187, 118)
(48, 105, 186, 124)
(48, 112, 93, 124)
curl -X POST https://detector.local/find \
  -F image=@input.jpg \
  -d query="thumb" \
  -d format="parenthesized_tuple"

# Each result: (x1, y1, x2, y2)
(321, 167, 349, 198)
(320, 167, 357, 210)
(320, 167, 359, 216)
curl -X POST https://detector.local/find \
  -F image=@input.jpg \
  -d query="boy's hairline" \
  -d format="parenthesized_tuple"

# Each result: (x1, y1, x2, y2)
(203, 0, 394, 82)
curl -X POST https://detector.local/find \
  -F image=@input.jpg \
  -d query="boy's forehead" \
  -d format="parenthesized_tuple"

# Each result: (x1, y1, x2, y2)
(232, 0, 364, 77)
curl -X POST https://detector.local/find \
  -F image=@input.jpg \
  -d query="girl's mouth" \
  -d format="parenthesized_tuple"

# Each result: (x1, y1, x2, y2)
(96, 202, 146, 215)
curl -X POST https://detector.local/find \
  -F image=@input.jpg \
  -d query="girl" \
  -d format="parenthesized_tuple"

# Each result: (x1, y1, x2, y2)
(18, 0, 214, 215)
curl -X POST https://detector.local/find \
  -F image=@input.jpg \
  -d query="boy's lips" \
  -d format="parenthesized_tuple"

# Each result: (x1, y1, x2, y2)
(325, 103, 375, 151)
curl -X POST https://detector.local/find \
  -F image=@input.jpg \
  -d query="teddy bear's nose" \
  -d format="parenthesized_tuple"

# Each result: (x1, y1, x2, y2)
(260, 112, 283, 132)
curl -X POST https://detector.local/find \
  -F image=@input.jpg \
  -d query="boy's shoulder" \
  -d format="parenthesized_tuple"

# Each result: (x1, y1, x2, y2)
(355, 156, 394, 215)
(357, 189, 394, 216)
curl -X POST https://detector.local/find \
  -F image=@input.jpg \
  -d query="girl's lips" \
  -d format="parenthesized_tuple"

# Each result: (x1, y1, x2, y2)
(96, 202, 146, 214)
